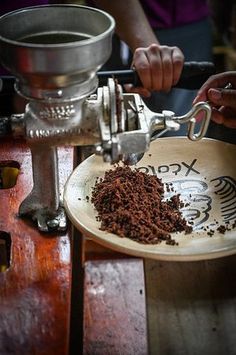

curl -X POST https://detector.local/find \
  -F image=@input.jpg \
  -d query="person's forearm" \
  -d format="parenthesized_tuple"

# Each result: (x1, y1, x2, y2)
(92, 0, 159, 52)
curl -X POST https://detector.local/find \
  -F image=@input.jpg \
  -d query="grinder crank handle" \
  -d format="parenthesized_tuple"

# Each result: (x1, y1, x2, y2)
(98, 61, 216, 90)
(0, 62, 215, 95)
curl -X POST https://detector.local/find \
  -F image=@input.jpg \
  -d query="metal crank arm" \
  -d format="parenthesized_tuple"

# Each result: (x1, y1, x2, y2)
(173, 101, 212, 141)
(97, 78, 212, 165)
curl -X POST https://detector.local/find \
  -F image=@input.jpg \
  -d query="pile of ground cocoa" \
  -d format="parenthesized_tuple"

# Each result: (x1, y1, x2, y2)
(91, 165, 192, 245)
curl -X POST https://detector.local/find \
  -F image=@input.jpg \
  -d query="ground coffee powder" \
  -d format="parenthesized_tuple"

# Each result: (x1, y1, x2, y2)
(91, 165, 193, 245)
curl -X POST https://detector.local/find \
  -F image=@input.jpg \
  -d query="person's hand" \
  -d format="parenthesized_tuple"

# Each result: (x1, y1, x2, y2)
(125, 43, 184, 97)
(193, 71, 236, 129)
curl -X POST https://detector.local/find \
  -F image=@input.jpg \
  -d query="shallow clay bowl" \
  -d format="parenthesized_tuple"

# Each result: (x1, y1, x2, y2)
(64, 137, 236, 261)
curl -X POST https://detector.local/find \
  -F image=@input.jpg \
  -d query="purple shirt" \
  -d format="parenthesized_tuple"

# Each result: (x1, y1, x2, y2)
(140, 0, 210, 29)
(87, 0, 210, 29)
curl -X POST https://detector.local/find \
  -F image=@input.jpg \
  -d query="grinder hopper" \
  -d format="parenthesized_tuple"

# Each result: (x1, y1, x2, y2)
(0, 4, 115, 99)
(0, 4, 115, 231)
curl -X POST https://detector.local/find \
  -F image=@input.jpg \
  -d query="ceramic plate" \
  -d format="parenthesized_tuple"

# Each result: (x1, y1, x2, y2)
(64, 138, 236, 261)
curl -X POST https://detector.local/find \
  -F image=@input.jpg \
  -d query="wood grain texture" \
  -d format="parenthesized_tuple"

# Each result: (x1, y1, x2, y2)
(83, 253, 148, 355)
(0, 139, 73, 355)
(145, 256, 236, 355)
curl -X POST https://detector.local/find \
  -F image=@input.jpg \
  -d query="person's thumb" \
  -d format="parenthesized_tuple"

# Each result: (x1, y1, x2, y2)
(208, 88, 236, 108)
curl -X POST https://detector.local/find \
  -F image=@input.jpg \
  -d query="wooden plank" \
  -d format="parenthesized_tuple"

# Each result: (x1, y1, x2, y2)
(83, 245, 148, 355)
(0, 139, 73, 355)
(145, 256, 236, 355)
(84, 238, 134, 261)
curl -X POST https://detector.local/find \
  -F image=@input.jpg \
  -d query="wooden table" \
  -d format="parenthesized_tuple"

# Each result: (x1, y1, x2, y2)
(0, 140, 74, 354)
(1, 132, 235, 355)
(145, 256, 236, 355)
(82, 242, 236, 355)
(83, 239, 148, 355)
(0, 140, 148, 354)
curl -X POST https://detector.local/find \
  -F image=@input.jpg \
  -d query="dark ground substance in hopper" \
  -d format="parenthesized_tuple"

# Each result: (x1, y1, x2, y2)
(91, 166, 193, 245)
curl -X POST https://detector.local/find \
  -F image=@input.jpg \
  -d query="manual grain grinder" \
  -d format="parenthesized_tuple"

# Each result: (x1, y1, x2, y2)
(0, 5, 212, 232)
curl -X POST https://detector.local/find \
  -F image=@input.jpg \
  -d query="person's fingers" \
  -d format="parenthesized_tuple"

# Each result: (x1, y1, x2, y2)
(150, 45, 184, 91)
(207, 88, 236, 108)
(132, 46, 162, 90)
(193, 72, 236, 104)
(159, 46, 173, 91)
(192, 91, 208, 104)
(171, 46, 184, 85)
(192, 80, 218, 104)
(223, 117, 236, 129)
(210, 107, 224, 124)
(144, 44, 164, 91)
(219, 105, 235, 116)
(124, 83, 151, 97)
(193, 72, 236, 128)
(211, 106, 236, 128)
(132, 44, 184, 92)
(219, 106, 236, 128)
